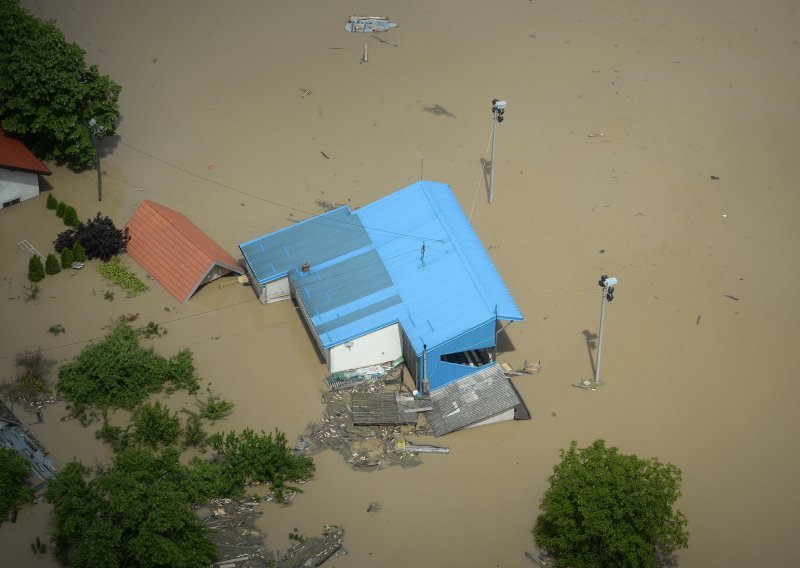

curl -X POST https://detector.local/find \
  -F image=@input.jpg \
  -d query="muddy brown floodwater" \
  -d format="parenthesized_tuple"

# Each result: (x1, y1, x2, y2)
(2, 1, 799, 566)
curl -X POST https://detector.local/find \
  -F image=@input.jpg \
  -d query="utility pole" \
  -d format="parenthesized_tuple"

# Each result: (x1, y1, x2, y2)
(489, 99, 506, 203)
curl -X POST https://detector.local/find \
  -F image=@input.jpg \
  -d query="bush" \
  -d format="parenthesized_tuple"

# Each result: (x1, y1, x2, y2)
(62, 206, 79, 227)
(46, 193, 58, 210)
(45, 253, 61, 275)
(55, 201, 65, 218)
(183, 414, 207, 449)
(54, 213, 129, 261)
(72, 241, 86, 262)
(60, 247, 73, 268)
(197, 392, 234, 422)
(27, 255, 44, 282)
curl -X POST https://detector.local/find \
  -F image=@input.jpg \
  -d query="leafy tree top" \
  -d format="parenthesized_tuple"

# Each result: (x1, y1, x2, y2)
(0, 0, 121, 170)
(0, 447, 34, 524)
(535, 440, 689, 568)
(57, 321, 199, 420)
(45, 449, 217, 566)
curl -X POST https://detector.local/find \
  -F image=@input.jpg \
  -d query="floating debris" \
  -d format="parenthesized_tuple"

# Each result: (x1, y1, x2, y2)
(723, 294, 740, 301)
(345, 16, 398, 33)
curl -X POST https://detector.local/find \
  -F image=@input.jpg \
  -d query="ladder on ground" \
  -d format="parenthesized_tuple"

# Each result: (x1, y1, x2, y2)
(16, 240, 46, 263)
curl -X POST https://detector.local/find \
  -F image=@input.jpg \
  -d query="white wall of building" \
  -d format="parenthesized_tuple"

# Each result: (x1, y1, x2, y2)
(0, 169, 39, 208)
(266, 277, 290, 303)
(329, 323, 401, 372)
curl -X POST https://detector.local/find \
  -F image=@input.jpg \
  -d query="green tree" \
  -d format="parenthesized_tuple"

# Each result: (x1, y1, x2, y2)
(55, 200, 65, 218)
(45, 252, 61, 275)
(27, 254, 44, 282)
(45, 193, 57, 209)
(208, 428, 315, 502)
(132, 401, 182, 448)
(0, 0, 121, 170)
(534, 440, 689, 568)
(0, 447, 34, 525)
(45, 449, 217, 566)
(60, 246, 73, 269)
(62, 205, 79, 227)
(57, 322, 199, 420)
(72, 241, 86, 262)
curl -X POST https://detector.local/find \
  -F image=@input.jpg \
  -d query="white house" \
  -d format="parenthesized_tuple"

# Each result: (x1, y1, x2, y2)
(0, 127, 51, 209)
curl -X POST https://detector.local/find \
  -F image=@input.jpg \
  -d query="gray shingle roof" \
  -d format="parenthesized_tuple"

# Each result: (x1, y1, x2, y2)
(426, 364, 520, 436)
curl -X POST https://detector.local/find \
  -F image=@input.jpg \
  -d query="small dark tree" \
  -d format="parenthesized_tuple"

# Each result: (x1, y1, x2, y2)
(54, 213, 130, 262)
(534, 440, 689, 568)
(0, 1, 121, 170)
(62, 205, 79, 227)
(45, 253, 61, 275)
(46, 193, 57, 210)
(72, 241, 86, 262)
(55, 201, 65, 218)
(0, 447, 34, 525)
(27, 255, 44, 282)
(60, 246, 73, 269)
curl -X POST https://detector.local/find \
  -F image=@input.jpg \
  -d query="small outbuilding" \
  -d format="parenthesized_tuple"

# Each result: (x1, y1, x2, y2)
(0, 127, 51, 209)
(240, 181, 524, 402)
(126, 200, 242, 303)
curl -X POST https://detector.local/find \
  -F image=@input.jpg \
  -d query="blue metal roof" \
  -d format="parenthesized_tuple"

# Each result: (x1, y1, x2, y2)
(239, 207, 370, 285)
(239, 181, 523, 354)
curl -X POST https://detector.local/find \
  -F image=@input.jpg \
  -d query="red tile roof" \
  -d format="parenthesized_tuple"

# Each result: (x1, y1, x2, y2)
(125, 200, 241, 303)
(0, 127, 51, 175)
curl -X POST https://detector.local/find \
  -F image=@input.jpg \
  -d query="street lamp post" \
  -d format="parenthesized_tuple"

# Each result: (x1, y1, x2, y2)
(88, 118, 103, 202)
(592, 275, 617, 386)
(489, 99, 506, 204)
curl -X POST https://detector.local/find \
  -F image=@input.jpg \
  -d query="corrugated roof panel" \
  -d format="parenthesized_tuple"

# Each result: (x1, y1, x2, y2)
(239, 207, 369, 285)
(356, 181, 522, 354)
(295, 249, 393, 316)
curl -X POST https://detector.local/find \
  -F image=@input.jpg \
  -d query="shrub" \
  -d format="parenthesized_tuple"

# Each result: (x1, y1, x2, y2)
(60, 247, 74, 269)
(197, 392, 234, 422)
(183, 414, 207, 449)
(28, 255, 45, 282)
(62, 206, 79, 227)
(46, 193, 58, 210)
(54, 213, 129, 261)
(72, 241, 86, 262)
(55, 201, 65, 218)
(45, 253, 61, 275)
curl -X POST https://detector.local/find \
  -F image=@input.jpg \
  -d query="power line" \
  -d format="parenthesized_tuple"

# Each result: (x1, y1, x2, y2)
(0, 296, 259, 361)
(118, 141, 443, 243)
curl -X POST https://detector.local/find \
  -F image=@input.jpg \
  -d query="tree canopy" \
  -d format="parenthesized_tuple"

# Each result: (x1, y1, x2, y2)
(45, 448, 217, 567)
(534, 440, 689, 568)
(0, 447, 34, 524)
(57, 322, 199, 420)
(0, 0, 121, 170)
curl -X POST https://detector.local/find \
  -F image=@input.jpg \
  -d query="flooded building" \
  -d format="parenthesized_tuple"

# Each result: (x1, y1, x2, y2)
(239, 181, 523, 401)
(0, 401, 56, 495)
(0, 127, 51, 209)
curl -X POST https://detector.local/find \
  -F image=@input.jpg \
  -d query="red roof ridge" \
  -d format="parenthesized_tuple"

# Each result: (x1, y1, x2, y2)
(0, 127, 51, 175)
